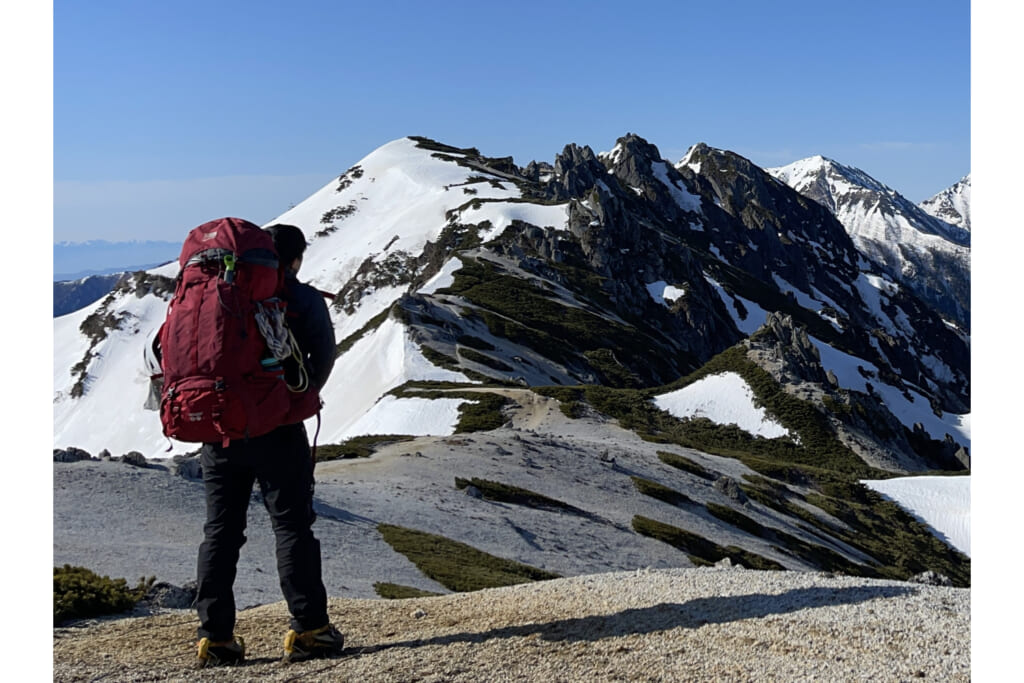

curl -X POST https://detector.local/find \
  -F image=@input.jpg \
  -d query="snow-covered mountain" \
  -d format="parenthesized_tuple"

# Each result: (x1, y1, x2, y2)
(765, 157, 970, 329)
(53, 272, 124, 317)
(920, 174, 971, 232)
(53, 135, 970, 586)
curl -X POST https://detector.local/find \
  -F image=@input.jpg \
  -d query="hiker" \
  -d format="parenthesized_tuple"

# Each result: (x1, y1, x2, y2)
(193, 222, 342, 667)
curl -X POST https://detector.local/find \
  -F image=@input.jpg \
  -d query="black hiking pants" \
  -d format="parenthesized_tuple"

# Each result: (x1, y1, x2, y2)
(195, 423, 329, 641)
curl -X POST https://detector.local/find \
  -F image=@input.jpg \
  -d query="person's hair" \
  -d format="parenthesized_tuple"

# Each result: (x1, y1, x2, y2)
(264, 224, 308, 265)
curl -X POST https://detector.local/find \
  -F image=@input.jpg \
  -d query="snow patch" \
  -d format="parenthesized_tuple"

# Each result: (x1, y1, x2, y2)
(458, 201, 570, 241)
(315, 317, 472, 444)
(861, 476, 970, 557)
(808, 336, 969, 447)
(417, 257, 463, 295)
(342, 394, 467, 437)
(705, 275, 770, 335)
(653, 372, 790, 439)
(651, 161, 703, 213)
(646, 281, 686, 306)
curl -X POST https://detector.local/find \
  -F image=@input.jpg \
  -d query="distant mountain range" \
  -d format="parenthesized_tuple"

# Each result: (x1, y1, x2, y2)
(766, 158, 970, 328)
(53, 273, 126, 317)
(52, 135, 971, 588)
(920, 174, 971, 232)
(53, 240, 179, 281)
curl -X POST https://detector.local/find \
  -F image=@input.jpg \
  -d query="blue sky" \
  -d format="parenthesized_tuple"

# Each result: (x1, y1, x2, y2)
(52, 0, 971, 243)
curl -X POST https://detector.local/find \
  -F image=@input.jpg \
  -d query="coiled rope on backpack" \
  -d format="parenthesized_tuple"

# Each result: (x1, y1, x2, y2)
(254, 300, 310, 393)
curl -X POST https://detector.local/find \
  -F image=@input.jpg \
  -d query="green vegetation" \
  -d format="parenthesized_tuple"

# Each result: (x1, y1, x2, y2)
(533, 341, 970, 586)
(803, 485, 970, 584)
(536, 346, 886, 480)
(377, 523, 559, 592)
(71, 293, 132, 397)
(438, 258, 684, 385)
(456, 334, 496, 351)
(454, 393, 511, 433)
(335, 164, 364, 192)
(417, 345, 467, 375)
(735, 476, 970, 583)
(315, 435, 416, 462)
(584, 349, 642, 388)
(631, 516, 784, 570)
(457, 346, 514, 372)
(373, 582, 443, 599)
(657, 451, 716, 481)
(54, 565, 154, 625)
(630, 476, 694, 507)
(409, 136, 481, 157)
(705, 502, 769, 538)
(454, 477, 589, 516)
(389, 384, 512, 434)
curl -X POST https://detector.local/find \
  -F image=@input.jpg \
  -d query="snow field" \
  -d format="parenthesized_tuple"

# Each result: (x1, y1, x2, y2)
(653, 372, 790, 439)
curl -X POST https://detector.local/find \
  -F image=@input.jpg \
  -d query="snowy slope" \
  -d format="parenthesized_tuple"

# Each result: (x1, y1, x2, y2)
(653, 372, 790, 439)
(52, 138, 570, 457)
(313, 317, 470, 443)
(862, 476, 970, 557)
(651, 365, 970, 556)
(53, 262, 183, 456)
(271, 138, 525, 296)
(767, 156, 969, 248)
(919, 174, 971, 232)
(766, 156, 971, 329)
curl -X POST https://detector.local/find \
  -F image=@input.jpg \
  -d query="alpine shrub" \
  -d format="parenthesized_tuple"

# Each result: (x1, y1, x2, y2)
(54, 565, 154, 625)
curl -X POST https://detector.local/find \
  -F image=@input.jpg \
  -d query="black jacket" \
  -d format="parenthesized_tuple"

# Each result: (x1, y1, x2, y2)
(283, 275, 336, 391)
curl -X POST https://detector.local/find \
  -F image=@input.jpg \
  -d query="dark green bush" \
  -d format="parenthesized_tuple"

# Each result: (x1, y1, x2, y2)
(377, 523, 559, 592)
(54, 565, 154, 625)
(657, 451, 716, 481)
(631, 476, 694, 507)
(373, 582, 442, 599)
(454, 477, 589, 516)
(454, 393, 511, 433)
(457, 347, 514, 372)
(631, 516, 783, 570)
(316, 435, 415, 462)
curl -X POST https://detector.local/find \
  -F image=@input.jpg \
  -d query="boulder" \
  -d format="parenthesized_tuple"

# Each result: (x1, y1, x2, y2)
(54, 447, 92, 463)
(171, 455, 203, 480)
(120, 451, 148, 468)
(140, 581, 197, 610)
(909, 571, 953, 587)
(713, 476, 748, 504)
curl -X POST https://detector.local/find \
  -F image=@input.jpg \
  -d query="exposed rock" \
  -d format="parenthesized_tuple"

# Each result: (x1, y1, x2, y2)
(171, 455, 203, 480)
(54, 447, 92, 463)
(713, 476, 747, 504)
(715, 557, 743, 569)
(464, 485, 482, 499)
(909, 571, 953, 587)
(139, 580, 197, 610)
(98, 449, 112, 461)
(120, 451, 148, 468)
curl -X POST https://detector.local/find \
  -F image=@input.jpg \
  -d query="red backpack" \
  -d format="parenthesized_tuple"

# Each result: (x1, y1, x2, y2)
(157, 217, 315, 446)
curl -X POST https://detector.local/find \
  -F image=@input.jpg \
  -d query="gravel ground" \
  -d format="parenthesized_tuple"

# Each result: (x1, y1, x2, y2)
(53, 567, 970, 682)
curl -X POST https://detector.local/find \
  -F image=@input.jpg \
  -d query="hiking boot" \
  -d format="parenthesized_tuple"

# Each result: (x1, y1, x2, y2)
(196, 635, 245, 668)
(281, 624, 345, 663)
